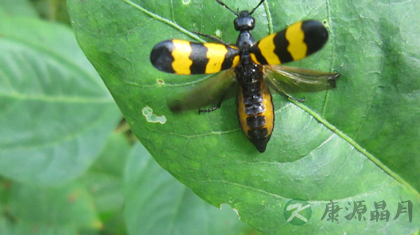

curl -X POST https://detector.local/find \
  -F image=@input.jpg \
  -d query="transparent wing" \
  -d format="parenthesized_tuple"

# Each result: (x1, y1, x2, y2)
(168, 69, 237, 112)
(263, 65, 340, 95)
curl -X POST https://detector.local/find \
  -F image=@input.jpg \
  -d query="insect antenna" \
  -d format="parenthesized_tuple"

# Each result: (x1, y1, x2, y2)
(216, 0, 239, 16)
(249, 0, 265, 15)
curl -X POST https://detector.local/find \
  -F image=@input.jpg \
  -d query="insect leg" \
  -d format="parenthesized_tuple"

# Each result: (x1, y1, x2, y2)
(275, 86, 306, 102)
(198, 102, 222, 114)
(267, 77, 306, 102)
(198, 82, 236, 114)
(288, 95, 306, 102)
(194, 31, 234, 47)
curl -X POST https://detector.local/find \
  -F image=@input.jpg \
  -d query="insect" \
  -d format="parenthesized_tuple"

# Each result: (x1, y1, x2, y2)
(150, 0, 340, 153)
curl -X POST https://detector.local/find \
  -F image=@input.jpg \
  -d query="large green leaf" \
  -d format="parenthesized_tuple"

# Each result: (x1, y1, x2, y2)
(67, 0, 420, 234)
(0, 16, 121, 185)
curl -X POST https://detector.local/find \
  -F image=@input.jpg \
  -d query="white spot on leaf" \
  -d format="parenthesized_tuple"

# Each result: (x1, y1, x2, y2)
(142, 106, 166, 124)
(215, 29, 222, 37)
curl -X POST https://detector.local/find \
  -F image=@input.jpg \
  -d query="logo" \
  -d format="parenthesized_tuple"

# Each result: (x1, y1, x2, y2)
(284, 199, 312, 225)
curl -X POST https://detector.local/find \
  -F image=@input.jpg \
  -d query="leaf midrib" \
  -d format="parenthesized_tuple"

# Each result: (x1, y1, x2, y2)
(294, 99, 420, 199)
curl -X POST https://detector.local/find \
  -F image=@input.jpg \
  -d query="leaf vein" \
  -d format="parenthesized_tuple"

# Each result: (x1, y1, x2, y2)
(121, 0, 204, 42)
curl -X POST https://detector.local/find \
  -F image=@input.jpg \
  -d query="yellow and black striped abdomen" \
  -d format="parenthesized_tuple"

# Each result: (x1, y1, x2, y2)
(237, 80, 274, 153)
(250, 20, 328, 65)
(150, 39, 240, 75)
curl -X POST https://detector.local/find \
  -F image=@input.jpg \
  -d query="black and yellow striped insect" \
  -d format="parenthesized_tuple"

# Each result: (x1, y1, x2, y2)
(150, 0, 340, 153)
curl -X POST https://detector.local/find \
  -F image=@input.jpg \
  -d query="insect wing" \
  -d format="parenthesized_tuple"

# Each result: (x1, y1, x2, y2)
(150, 40, 239, 75)
(264, 65, 340, 94)
(250, 20, 329, 65)
(169, 69, 237, 112)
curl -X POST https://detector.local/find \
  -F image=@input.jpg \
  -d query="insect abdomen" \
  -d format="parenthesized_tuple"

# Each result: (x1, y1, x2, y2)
(150, 39, 239, 75)
(237, 81, 274, 153)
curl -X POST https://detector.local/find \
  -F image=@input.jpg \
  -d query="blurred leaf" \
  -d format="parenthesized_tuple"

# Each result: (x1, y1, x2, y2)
(68, 0, 420, 234)
(124, 143, 252, 235)
(30, 0, 70, 24)
(0, 0, 38, 18)
(9, 181, 100, 234)
(1, 133, 131, 235)
(80, 132, 131, 235)
(0, 217, 13, 235)
(0, 179, 13, 235)
(0, 17, 121, 186)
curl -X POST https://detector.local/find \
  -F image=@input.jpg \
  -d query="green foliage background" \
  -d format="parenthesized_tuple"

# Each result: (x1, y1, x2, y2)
(0, 0, 419, 234)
